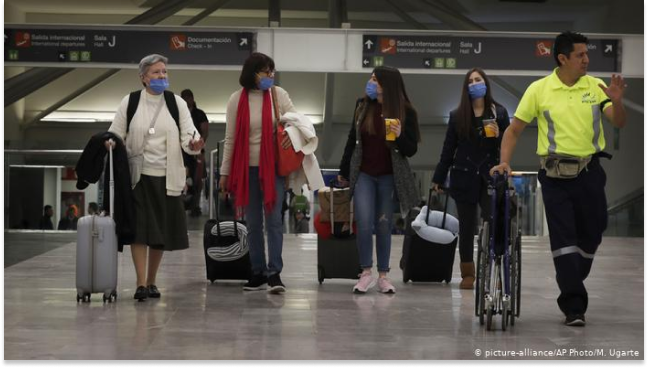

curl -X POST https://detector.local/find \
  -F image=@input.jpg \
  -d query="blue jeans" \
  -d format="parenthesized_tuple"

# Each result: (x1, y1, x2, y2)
(353, 172, 395, 273)
(245, 167, 285, 276)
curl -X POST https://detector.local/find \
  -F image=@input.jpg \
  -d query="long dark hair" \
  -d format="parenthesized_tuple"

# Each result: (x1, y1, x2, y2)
(455, 67, 500, 140)
(356, 66, 421, 142)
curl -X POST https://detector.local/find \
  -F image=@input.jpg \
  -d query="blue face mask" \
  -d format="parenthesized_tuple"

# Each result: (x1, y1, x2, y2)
(259, 77, 274, 91)
(149, 78, 169, 94)
(468, 82, 487, 100)
(365, 81, 379, 100)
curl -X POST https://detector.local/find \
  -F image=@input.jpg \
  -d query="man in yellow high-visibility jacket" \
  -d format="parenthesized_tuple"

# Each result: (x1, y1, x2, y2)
(491, 31, 627, 327)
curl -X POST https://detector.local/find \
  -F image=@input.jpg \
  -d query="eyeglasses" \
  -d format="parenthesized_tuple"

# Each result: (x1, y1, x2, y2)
(259, 69, 276, 77)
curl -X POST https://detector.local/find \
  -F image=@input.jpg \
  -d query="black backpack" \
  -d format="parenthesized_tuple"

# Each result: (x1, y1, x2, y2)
(126, 90, 179, 132)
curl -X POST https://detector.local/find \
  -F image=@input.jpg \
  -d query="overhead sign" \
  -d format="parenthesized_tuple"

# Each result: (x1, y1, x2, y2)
(362, 34, 619, 73)
(4, 26, 254, 66)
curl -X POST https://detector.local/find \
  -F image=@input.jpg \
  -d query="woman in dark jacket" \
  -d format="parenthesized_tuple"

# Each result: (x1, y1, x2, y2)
(432, 67, 510, 289)
(338, 66, 421, 294)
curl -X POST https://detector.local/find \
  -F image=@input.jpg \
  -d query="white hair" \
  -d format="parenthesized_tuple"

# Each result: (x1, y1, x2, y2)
(138, 54, 168, 77)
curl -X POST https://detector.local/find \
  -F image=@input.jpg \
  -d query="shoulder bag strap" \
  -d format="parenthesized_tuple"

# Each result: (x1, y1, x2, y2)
(270, 86, 281, 124)
(163, 90, 180, 128)
(126, 91, 141, 133)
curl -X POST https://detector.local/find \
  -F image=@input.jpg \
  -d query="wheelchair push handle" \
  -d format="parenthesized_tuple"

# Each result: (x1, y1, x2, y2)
(491, 170, 508, 182)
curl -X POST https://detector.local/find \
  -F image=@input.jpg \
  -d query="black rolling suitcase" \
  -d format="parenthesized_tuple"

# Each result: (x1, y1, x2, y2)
(316, 182, 360, 284)
(203, 141, 251, 283)
(400, 189, 458, 283)
(203, 218, 251, 283)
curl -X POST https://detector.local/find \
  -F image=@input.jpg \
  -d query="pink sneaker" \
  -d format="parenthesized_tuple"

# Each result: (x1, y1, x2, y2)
(353, 272, 376, 293)
(377, 277, 396, 294)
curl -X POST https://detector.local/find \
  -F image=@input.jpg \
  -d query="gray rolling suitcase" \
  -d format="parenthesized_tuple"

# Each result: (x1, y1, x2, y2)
(76, 141, 118, 303)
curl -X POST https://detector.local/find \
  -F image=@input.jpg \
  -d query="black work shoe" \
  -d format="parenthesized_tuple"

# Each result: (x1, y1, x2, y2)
(243, 274, 268, 291)
(565, 314, 586, 326)
(134, 286, 148, 301)
(268, 273, 286, 294)
(147, 285, 161, 298)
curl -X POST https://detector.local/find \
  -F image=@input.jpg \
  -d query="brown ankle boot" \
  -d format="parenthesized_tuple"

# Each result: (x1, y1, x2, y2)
(460, 262, 475, 289)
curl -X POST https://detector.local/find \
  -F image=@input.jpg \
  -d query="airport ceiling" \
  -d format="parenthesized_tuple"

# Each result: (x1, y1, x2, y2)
(5, 0, 643, 34)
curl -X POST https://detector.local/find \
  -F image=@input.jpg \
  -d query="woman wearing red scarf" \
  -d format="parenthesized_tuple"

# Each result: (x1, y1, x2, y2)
(220, 53, 297, 293)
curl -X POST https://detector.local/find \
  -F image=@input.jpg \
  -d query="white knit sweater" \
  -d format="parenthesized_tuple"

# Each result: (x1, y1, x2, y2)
(220, 87, 297, 175)
(108, 89, 202, 196)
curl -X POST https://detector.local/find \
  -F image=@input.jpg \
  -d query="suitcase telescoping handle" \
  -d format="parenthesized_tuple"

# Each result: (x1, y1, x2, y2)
(426, 186, 449, 228)
(208, 140, 241, 240)
(329, 178, 353, 235)
(108, 139, 115, 218)
(209, 139, 229, 221)
(209, 141, 220, 220)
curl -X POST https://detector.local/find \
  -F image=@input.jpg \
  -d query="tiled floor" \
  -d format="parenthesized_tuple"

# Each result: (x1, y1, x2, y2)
(4, 231, 644, 360)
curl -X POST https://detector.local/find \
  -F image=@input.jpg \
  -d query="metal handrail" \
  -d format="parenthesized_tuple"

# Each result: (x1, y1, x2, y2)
(607, 188, 643, 214)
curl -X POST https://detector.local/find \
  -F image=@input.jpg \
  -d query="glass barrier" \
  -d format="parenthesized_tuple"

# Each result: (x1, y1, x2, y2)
(13, 147, 634, 239)
(605, 193, 644, 237)
(5, 149, 89, 231)
(511, 172, 544, 236)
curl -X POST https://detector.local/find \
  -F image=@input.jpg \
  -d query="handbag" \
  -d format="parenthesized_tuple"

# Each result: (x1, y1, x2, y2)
(272, 87, 304, 176)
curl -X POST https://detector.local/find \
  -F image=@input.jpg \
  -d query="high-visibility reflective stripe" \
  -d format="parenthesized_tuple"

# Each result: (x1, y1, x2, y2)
(591, 105, 602, 152)
(552, 245, 595, 259)
(544, 110, 557, 154)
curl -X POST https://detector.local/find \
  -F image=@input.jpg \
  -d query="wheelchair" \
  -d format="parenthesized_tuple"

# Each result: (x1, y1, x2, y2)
(475, 172, 522, 331)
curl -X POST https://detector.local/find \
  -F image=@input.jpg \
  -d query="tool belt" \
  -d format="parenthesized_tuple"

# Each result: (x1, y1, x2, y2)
(540, 154, 591, 179)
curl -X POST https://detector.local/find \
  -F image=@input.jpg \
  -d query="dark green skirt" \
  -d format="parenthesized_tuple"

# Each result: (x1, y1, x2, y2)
(133, 175, 189, 251)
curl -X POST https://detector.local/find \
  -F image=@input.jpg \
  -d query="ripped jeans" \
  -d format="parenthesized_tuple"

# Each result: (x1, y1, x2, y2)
(354, 172, 395, 273)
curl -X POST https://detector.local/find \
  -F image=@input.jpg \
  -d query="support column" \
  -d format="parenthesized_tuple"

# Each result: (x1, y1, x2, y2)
(321, 73, 336, 165)
(269, 0, 281, 27)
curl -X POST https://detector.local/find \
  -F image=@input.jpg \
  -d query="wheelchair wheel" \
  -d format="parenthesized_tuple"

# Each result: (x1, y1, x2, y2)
(510, 272, 516, 326)
(477, 221, 489, 321)
(486, 305, 493, 331)
(509, 235, 518, 326)
(475, 227, 483, 317)
(479, 229, 491, 325)
(515, 231, 522, 318)
(487, 259, 501, 331)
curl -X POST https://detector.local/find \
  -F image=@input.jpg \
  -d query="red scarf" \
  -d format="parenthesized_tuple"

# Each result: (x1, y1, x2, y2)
(229, 88, 276, 219)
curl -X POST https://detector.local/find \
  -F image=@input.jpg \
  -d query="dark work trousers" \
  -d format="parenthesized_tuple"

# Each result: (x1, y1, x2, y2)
(455, 185, 490, 263)
(538, 158, 607, 316)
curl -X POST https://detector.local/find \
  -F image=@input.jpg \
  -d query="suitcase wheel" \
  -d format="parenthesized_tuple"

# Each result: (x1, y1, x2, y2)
(77, 293, 91, 303)
(317, 266, 324, 285)
(103, 291, 117, 303)
(402, 269, 410, 284)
